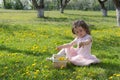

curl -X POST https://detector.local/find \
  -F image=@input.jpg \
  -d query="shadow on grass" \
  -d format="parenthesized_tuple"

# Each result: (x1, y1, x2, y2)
(91, 62, 120, 74)
(93, 35, 120, 50)
(0, 23, 30, 35)
(0, 45, 44, 56)
(62, 36, 73, 40)
(35, 16, 72, 22)
(64, 13, 116, 19)
(35, 15, 101, 25)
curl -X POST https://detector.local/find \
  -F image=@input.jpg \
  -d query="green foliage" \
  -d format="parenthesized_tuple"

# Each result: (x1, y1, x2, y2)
(4, 2, 12, 9)
(3, 0, 24, 10)
(0, 10, 120, 80)
(45, 0, 115, 11)
(12, 0, 24, 10)
(3, 0, 12, 9)
(1, 0, 115, 10)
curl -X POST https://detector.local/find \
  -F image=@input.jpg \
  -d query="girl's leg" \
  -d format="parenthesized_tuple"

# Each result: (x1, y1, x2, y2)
(46, 49, 66, 61)
(57, 49, 66, 56)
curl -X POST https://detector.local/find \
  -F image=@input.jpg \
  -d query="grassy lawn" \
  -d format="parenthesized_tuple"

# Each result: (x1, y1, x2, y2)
(0, 9, 120, 80)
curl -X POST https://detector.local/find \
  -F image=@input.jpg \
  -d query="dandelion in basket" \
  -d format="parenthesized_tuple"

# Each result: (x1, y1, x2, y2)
(58, 57, 66, 61)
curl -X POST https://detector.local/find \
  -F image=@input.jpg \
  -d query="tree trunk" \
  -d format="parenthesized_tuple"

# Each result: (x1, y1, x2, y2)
(101, 9, 107, 16)
(37, 9, 44, 18)
(116, 9, 120, 26)
(32, 0, 44, 18)
(60, 0, 64, 13)
(37, 0, 44, 18)
(3, 0, 6, 8)
(59, 0, 70, 13)
(98, 0, 107, 16)
(60, 8, 64, 13)
(113, 0, 120, 27)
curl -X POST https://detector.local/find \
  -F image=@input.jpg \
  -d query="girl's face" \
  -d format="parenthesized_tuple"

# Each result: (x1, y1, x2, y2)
(74, 27, 87, 38)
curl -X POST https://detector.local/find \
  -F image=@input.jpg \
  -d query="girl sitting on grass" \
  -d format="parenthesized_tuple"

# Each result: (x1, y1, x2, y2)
(47, 20, 100, 66)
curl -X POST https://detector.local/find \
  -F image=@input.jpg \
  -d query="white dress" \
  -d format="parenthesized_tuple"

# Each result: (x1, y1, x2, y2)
(64, 34, 100, 66)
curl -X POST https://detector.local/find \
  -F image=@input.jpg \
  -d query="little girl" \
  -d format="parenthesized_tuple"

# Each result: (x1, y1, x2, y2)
(47, 20, 100, 66)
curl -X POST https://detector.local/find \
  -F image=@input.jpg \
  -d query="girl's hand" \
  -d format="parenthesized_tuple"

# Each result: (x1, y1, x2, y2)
(79, 42, 84, 48)
(56, 45, 63, 51)
(79, 39, 92, 48)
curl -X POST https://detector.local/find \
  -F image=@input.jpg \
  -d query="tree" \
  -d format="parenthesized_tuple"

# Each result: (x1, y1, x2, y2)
(3, 0, 6, 8)
(98, 0, 108, 16)
(13, 0, 24, 10)
(113, 0, 120, 27)
(32, 0, 44, 18)
(3, 0, 12, 9)
(58, 0, 70, 13)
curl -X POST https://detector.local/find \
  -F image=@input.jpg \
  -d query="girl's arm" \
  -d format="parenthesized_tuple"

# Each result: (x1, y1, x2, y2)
(57, 38, 77, 50)
(79, 38, 92, 48)
(57, 42, 74, 50)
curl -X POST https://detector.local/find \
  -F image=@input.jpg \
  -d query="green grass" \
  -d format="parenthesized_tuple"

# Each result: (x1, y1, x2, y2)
(0, 10, 120, 80)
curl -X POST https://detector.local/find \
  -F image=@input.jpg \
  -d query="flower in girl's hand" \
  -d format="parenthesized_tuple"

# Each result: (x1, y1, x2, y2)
(79, 42, 84, 48)
(56, 47, 58, 50)
(56, 47, 59, 50)
(58, 57, 65, 61)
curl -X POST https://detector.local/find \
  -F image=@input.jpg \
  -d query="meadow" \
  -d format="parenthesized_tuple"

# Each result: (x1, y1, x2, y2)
(0, 9, 120, 80)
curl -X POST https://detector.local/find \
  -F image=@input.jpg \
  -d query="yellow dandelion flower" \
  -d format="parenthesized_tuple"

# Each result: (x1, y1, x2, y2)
(34, 59, 37, 62)
(35, 46, 38, 49)
(32, 63, 36, 67)
(58, 57, 65, 61)
(36, 70, 40, 73)
(73, 72, 76, 74)
(42, 49, 46, 52)
(45, 75, 48, 78)
(60, 65, 64, 69)
(109, 76, 113, 80)
(76, 75, 81, 79)
(116, 74, 120, 77)
(113, 73, 117, 76)
(26, 71, 30, 76)
(44, 65, 48, 68)
(4, 66, 8, 69)
(33, 76, 37, 78)
(34, 72, 38, 75)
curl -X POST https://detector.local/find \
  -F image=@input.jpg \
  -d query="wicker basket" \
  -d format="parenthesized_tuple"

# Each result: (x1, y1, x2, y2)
(52, 54, 67, 68)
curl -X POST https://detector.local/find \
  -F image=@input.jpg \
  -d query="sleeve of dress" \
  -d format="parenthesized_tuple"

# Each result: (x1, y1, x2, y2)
(69, 37, 78, 46)
(83, 35, 92, 45)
